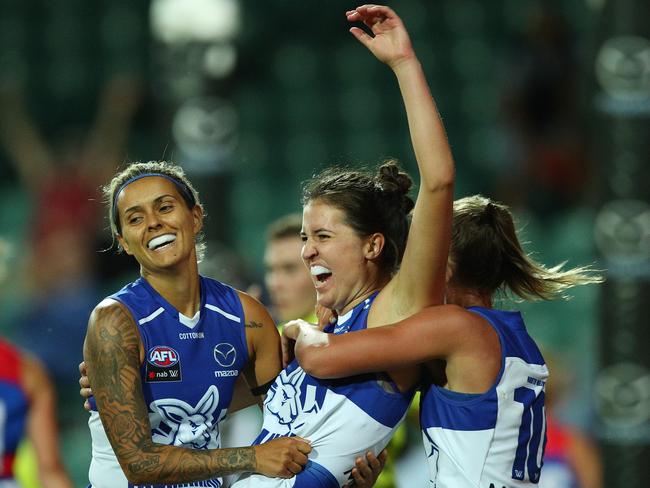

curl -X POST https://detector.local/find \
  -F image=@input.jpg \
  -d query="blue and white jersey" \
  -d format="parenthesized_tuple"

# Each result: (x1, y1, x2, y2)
(420, 307, 548, 488)
(88, 276, 249, 488)
(232, 293, 414, 488)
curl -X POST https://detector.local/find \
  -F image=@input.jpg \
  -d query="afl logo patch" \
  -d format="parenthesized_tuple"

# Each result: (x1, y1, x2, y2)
(146, 346, 182, 383)
(148, 346, 180, 367)
(213, 343, 236, 368)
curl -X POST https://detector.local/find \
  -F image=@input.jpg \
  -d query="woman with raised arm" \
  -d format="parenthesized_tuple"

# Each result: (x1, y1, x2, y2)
(285, 195, 603, 488)
(230, 4, 454, 487)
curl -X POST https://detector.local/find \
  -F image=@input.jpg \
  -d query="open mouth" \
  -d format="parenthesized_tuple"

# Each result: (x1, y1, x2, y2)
(147, 233, 177, 251)
(311, 265, 332, 285)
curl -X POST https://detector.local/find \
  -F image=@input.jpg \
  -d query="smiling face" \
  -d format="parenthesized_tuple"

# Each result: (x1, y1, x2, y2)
(115, 176, 203, 274)
(301, 200, 385, 315)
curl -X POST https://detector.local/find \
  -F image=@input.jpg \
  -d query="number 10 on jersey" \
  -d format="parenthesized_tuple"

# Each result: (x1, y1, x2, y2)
(511, 386, 546, 483)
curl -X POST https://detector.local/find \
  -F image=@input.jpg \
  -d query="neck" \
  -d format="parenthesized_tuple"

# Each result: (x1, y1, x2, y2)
(141, 265, 201, 317)
(337, 274, 389, 316)
(446, 286, 492, 308)
(337, 289, 377, 316)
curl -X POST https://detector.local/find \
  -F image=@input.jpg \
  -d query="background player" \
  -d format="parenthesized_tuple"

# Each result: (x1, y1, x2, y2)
(264, 213, 317, 327)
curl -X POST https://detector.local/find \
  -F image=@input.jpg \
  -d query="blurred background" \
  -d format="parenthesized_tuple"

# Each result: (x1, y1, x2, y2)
(0, 0, 647, 486)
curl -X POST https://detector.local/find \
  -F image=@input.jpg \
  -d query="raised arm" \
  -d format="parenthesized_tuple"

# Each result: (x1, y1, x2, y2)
(83, 298, 308, 484)
(348, 5, 454, 320)
(83, 74, 143, 178)
(21, 353, 74, 488)
(0, 84, 53, 192)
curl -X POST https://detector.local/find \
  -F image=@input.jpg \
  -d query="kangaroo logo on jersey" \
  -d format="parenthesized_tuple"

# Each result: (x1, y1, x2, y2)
(146, 345, 182, 382)
(264, 366, 325, 434)
(213, 343, 237, 368)
(150, 385, 226, 449)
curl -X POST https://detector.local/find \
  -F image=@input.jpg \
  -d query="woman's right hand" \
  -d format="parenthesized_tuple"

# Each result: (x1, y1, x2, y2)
(253, 436, 312, 478)
(281, 319, 325, 368)
(78, 360, 93, 411)
(345, 5, 415, 69)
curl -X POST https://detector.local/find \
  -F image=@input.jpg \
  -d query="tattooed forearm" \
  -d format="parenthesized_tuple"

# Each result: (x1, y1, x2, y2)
(129, 455, 160, 474)
(245, 321, 264, 328)
(113, 412, 136, 437)
(169, 447, 256, 480)
(221, 447, 256, 472)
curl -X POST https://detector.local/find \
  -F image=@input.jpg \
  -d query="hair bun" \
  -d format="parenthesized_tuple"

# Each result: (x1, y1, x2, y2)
(378, 160, 412, 194)
(377, 160, 414, 214)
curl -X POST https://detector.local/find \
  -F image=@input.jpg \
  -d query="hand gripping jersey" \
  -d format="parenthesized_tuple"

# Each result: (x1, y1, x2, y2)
(0, 340, 27, 488)
(420, 307, 548, 488)
(88, 276, 248, 488)
(232, 294, 414, 488)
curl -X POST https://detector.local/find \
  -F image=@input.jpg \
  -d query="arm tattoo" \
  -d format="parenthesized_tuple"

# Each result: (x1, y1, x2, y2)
(218, 447, 256, 473)
(245, 321, 264, 328)
(84, 302, 257, 483)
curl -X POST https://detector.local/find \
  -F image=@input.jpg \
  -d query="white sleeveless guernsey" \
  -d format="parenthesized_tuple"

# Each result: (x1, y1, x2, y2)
(232, 293, 414, 488)
(88, 276, 248, 488)
(420, 307, 548, 488)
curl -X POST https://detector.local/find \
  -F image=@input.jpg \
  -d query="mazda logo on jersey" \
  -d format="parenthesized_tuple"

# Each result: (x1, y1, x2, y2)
(213, 343, 236, 367)
(146, 345, 182, 383)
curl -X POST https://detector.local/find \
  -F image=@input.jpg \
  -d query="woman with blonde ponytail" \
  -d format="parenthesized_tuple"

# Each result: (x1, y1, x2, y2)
(284, 194, 602, 488)
(448, 195, 601, 303)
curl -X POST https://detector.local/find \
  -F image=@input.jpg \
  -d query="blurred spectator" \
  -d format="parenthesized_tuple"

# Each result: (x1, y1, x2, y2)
(0, 239, 73, 488)
(263, 213, 316, 325)
(540, 351, 603, 488)
(0, 75, 141, 394)
(0, 75, 141, 243)
(0, 340, 75, 488)
(499, 4, 592, 218)
(0, 339, 75, 488)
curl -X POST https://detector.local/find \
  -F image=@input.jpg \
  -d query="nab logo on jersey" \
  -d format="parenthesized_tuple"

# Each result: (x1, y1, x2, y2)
(149, 346, 179, 367)
(146, 346, 182, 383)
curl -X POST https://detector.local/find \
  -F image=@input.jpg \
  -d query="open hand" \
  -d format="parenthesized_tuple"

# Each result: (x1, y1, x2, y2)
(346, 5, 415, 69)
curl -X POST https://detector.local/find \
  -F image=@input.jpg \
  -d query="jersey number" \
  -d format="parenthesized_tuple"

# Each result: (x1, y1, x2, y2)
(511, 387, 546, 483)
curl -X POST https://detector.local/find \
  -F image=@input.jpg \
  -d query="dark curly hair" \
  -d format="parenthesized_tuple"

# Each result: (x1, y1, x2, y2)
(302, 160, 414, 275)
